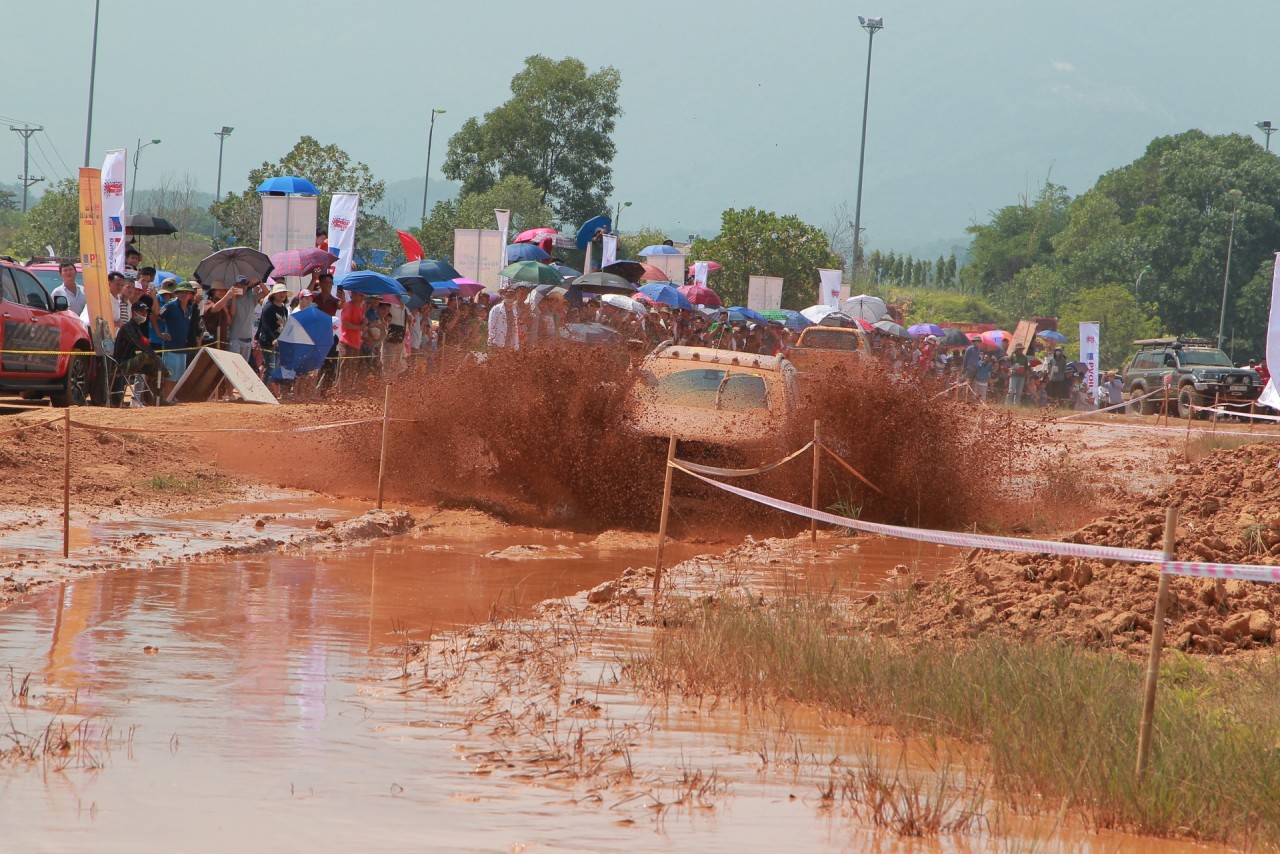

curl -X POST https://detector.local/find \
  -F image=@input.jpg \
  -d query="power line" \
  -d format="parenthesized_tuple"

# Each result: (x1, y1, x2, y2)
(40, 130, 74, 178)
(9, 124, 45, 211)
(32, 135, 66, 183)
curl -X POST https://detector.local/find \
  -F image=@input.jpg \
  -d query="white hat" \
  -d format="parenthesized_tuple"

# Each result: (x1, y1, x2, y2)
(268, 282, 288, 296)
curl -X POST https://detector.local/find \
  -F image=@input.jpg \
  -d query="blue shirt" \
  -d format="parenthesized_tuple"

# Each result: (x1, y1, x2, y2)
(159, 299, 189, 353)
(962, 345, 981, 372)
(976, 361, 993, 383)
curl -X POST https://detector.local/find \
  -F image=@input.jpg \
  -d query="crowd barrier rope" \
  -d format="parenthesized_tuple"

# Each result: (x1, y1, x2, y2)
(0, 416, 61, 438)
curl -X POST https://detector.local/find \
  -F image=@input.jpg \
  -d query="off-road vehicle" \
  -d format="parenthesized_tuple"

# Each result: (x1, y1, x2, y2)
(1121, 337, 1261, 418)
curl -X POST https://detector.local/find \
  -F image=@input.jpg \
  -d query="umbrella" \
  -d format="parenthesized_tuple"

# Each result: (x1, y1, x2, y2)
(154, 270, 179, 287)
(638, 282, 693, 310)
(679, 284, 722, 307)
(270, 247, 337, 278)
(561, 322, 623, 345)
(908, 323, 944, 337)
(800, 304, 840, 324)
(501, 261, 565, 286)
(513, 227, 557, 244)
(571, 272, 637, 295)
(425, 281, 459, 298)
(854, 317, 875, 333)
(759, 309, 812, 331)
(506, 243, 551, 263)
(335, 270, 407, 296)
(980, 329, 1014, 351)
(124, 214, 177, 236)
(726, 305, 772, 326)
(841, 294, 889, 323)
(602, 259, 645, 283)
(575, 215, 612, 249)
(940, 328, 973, 348)
(638, 244, 681, 256)
(638, 262, 669, 282)
(1036, 329, 1068, 343)
(687, 261, 724, 276)
(270, 305, 334, 381)
(550, 264, 581, 281)
(451, 277, 485, 299)
(256, 176, 319, 195)
(195, 247, 273, 286)
(873, 320, 910, 338)
(602, 294, 648, 315)
(393, 259, 462, 285)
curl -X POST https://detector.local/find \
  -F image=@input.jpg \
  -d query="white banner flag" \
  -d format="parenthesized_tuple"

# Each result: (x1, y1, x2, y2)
(601, 234, 618, 268)
(328, 193, 359, 278)
(1259, 254, 1280, 410)
(818, 268, 843, 309)
(101, 149, 127, 274)
(494, 208, 511, 269)
(747, 276, 784, 311)
(1079, 321, 1100, 398)
(453, 228, 504, 293)
(693, 261, 709, 288)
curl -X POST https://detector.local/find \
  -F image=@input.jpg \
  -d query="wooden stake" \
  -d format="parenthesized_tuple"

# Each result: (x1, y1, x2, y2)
(653, 435, 677, 605)
(1183, 399, 1194, 461)
(1136, 506, 1178, 781)
(62, 408, 71, 559)
(1211, 391, 1220, 434)
(810, 420, 821, 543)
(375, 383, 391, 510)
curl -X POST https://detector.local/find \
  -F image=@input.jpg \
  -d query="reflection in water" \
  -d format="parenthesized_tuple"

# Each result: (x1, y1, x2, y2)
(0, 527, 1211, 852)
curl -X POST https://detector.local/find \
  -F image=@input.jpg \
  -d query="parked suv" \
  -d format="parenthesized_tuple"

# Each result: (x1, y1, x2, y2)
(1121, 337, 1261, 418)
(0, 258, 95, 406)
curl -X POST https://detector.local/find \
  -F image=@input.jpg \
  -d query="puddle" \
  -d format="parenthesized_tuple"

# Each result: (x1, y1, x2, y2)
(0, 521, 1215, 851)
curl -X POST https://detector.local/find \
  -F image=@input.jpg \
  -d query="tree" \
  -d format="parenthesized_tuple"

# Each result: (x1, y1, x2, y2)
(0, 189, 18, 212)
(212, 136, 386, 247)
(962, 181, 1071, 298)
(414, 175, 556, 259)
(441, 55, 621, 226)
(688, 207, 841, 309)
(11, 178, 78, 258)
(1059, 284, 1162, 371)
(619, 226, 672, 261)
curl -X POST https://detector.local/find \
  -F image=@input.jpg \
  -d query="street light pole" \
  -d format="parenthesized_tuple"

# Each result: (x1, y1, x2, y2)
(130, 138, 161, 208)
(1218, 189, 1242, 351)
(1134, 263, 1152, 301)
(214, 126, 234, 201)
(614, 200, 632, 233)
(83, 0, 101, 167)
(421, 108, 446, 223)
(851, 15, 883, 274)
(1256, 120, 1276, 152)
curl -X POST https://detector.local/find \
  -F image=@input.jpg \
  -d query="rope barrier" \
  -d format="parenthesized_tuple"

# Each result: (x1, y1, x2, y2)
(0, 417, 61, 438)
(1191, 404, 1280, 423)
(66, 417, 381, 435)
(671, 440, 815, 479)
(1053, 389, 1159, 421)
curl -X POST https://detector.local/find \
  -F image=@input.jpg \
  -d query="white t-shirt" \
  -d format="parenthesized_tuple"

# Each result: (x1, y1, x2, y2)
(51, 284, 87, 316)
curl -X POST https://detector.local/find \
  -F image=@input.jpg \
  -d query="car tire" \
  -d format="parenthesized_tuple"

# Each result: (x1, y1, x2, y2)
(1130, 387, 1154, 415)
(87, 355, 110, 407)
(1176, 386, 1199, 420)
(50, 351, 90, 408)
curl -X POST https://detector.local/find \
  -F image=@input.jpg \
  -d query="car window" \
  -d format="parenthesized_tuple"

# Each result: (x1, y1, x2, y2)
(12, 268, 51, 311)
(651, 368, 769, 411)
(0, 268, 21, 305)
(799, 329, 860, 351)
(718, 374, 769, 410)
(1181, 349, 1234, 367)
(1162, 353, 1177, 368)
(30, 269, 82, 291)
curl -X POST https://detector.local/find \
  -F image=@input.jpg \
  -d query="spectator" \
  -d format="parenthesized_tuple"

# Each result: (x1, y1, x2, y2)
(107, 271, 130, 331)
(488, 284, 527, 350)
(1046, 347, 1069, 406)
(202, 282, 235, 349)
(974, 352, 994, 401)
(337, 292, 367, 390)
(50, 261, 86, 316)
(256, 283, 290, 393)
(112, 299, 168, 407)
(226, 275, 265, 363)
(1007, 342, 1029, 405)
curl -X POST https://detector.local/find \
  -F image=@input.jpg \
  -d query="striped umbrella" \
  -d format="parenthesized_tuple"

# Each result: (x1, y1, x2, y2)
(270, 248, 337, 278)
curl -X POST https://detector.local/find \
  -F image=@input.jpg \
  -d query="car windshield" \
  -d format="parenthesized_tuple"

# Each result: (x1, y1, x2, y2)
(29, 269, 82, 290)
(649, 368, 769, 411)
(799, 329, 860, 351)
(1180, 349, 1233, 367)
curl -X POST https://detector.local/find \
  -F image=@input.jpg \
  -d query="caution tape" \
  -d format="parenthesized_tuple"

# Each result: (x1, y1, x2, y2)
(1054, 420, 1280, 439)
(1053, 389, 1159, 421)
(1191, 405, 1280, 423)
(672, 440, 815, 479)
(67, 417, 381, 435)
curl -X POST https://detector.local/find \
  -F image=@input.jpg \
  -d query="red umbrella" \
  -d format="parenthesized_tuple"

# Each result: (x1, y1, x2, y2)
(679, 284, 722, 307)
(639, 262, 669, 282)
(979, 329, 1014, 352)
(855, 317, 875, 333)
(269, 247, 337, 277)
(687, 261, 724, 276)
(514, 227, 557, 244)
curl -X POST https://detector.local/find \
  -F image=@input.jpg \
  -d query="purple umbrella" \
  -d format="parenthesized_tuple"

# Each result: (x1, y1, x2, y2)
(908, 323, 944, 337)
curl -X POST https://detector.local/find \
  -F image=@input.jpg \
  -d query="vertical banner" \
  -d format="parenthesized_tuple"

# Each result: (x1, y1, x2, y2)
(1079, 321, 1100, 398)
(693, 261, 709, 288)
(1258, 254, 1280, 410)
(747, 276, 784, 311)
(601, 234, 618, 268)
(647, 253, 685, 283)
(101, 149, 127, 274)
(494, 208, 511, 268)
(818, 268, 843, 309)
(78, 168, 113, 353)
(328, 193, 360, 278)
(453, 229, 504, 292)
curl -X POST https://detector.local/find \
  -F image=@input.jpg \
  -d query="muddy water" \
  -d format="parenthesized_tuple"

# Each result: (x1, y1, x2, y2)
(0, 521, 1209, 852)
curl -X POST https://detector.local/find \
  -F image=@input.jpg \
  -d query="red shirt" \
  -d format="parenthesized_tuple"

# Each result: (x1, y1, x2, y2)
(338, 300, 364, 348)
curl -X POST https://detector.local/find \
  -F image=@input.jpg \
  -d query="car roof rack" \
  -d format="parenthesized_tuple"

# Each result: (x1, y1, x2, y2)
(1132, 336, 1215, 350)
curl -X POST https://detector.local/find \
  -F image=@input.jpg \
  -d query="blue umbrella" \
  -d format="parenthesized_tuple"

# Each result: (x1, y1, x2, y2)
(1036, 329, 1068, 343)
(638, 245, 680, 256)
(428, 280, 460, 297)
(256, 176, 320, 195)
(335, 271, 406, 296)
(506, 243, 551, 262)
(154, 270, 178, 286)
(638, 282, 693, 310)
(393, 259, 462, 286)
(271, 305, 334, 381)
(726, 305, 771, 326)
(908, 323, 944, 337)
(575, 215, 612, 250)
(550, 263, 581, 280)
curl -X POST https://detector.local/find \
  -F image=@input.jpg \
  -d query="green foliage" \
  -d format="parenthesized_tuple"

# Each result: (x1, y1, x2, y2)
(1058, 284, 1162, 370)
(888, 287, 1010, 328)
(619, 226, 672, 261)
(442, 55, 621, 227)
(962, 182, 1070, 297)
(211, 136, 386, 247)
(690, 207, 840, 309)
(10, 178, 79, 258)
(0, 189, 18, 212)
(414, 174, 557, 259)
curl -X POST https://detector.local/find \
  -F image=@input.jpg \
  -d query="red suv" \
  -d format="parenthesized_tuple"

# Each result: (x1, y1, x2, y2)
(0, 259, 95, 406)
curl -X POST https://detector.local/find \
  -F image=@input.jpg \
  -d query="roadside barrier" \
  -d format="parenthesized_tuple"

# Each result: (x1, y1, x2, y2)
(648, 427, 1280, 780)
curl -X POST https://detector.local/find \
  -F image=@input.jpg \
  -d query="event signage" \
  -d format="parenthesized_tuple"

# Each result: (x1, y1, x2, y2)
(453, 228, 504, 292)
(1259, 253, 1280, 410)
(646, 253, 685, 283)
(601, 234, 618, 268)
(747, 276, 784, 311)
(101, 149, 127, 274)
(260, 195, 318, 268)
(328, 193, 360, 278)
(1079, 321, 1100, 399)
(817, 268, 843, 309)
(693, 262, 710, 288)
(77, 167, 113, 354)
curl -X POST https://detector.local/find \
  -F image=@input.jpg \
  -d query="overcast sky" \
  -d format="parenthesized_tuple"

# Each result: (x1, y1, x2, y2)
(6, 0, 1280, 255)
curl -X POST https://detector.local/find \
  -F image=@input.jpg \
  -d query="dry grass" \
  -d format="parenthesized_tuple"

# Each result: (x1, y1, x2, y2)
(1184, 432, 1272, 462)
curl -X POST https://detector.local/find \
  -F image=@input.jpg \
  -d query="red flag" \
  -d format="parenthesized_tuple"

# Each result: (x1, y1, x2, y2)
(397, 230, 425, 262)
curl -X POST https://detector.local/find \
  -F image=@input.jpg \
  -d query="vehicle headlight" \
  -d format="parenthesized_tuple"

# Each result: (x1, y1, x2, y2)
(1193, 382, 1209, 390)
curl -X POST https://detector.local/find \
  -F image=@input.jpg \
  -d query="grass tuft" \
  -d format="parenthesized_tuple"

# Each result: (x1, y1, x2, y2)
(142, 473, 223, 494)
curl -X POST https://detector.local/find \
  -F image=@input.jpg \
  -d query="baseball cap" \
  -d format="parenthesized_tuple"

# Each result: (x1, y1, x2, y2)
(234, 275, 249, 285)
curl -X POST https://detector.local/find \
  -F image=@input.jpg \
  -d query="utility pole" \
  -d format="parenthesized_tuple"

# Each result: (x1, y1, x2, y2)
(10, 124, 45, 212)
(851, 15, 884, 273)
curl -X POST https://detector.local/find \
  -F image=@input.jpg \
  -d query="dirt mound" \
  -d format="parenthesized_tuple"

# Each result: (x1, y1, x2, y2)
(903, 443, 1280, 655)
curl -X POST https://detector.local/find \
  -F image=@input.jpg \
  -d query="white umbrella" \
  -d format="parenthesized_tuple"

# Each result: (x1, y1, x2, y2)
(841, 294, 888, 323)
(602, 294, 648, 315)
(800, 304, 840, 324)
